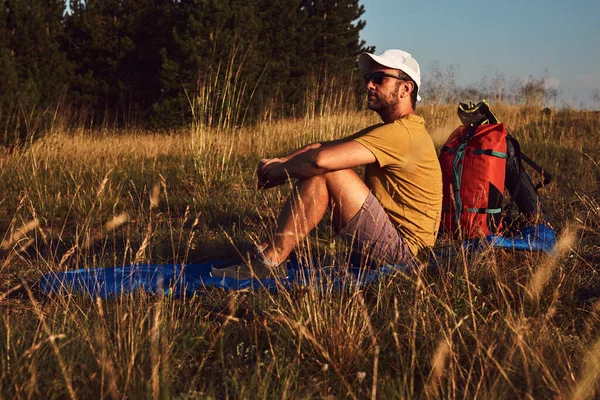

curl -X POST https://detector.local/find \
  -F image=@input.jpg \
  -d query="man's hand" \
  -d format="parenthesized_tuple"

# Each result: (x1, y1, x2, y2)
(257, 158, 287, 189)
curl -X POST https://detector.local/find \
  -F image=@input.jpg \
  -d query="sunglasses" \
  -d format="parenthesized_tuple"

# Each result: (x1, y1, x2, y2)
(364, 71, 405, 85)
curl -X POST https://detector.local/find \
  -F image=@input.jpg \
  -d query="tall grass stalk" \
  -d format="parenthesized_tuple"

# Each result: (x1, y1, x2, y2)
(0, 100, 599, 397)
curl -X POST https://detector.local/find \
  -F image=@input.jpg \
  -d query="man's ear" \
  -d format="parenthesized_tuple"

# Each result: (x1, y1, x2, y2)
(401, 80, 414, 99)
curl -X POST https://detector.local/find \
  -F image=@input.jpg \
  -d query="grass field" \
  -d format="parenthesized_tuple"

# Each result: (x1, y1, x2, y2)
(1, 104, 599, 399)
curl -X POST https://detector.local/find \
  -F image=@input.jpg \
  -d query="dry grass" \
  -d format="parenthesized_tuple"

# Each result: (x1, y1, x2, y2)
(0, 104, 599, 398)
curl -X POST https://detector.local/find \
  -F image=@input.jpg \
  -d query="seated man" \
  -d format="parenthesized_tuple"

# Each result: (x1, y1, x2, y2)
(212, 49, 443, 280)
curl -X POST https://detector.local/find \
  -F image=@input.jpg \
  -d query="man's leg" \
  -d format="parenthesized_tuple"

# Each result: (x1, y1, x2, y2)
(263, 169, 370, 264)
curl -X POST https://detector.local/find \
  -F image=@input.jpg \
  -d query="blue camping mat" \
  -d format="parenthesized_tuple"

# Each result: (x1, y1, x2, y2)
(38, 257, 407, 298)
(465, 223, 556, 252)
(38, 224, 556, 299)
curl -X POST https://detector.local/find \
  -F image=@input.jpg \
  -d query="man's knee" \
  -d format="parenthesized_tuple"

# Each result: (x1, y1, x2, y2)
(297, 170, 360, 194)
(294, 174, 328, 205)
(323, 169, 369, 196)
(295, 169, 368, 207)
(322, 168, 357, 179)
(296, 174, 327, 193)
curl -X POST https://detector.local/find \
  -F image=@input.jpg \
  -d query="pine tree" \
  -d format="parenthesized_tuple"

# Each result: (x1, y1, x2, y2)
(65, 0, 133, 122)
(152, 0, 218, 127)
(0, 3, 19, 110)
(1, 0, 69, 107)
(298, 0, 374, 113)
(154, 0, 267, 127)
(300, 0, 372, 73)
(0, 0, 71, 145)
(59, 0, 374, 128)
(64, 0, 171, 124)
(251, 0, 309, 117)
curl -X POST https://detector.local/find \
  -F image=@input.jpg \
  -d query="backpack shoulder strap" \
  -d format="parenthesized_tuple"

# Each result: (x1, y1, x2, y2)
(508, 133, 552, 189)
(520, 153, 552, 189)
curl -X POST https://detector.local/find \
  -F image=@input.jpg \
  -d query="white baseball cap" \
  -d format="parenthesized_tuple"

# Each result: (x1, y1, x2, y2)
(358, 49, 422, 101)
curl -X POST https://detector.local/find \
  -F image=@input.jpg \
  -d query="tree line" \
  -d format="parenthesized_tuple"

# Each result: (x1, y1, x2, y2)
(0, 0, 372, 144)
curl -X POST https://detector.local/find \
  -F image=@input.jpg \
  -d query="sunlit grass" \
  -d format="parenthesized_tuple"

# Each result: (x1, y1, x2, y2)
(1, 103, 599, 398)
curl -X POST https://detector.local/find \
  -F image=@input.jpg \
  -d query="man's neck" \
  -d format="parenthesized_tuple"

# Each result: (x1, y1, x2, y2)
(379, 104, 415, 123)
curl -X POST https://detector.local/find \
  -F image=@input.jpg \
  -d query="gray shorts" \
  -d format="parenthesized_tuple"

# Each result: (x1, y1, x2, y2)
(339, 192, 414, 266)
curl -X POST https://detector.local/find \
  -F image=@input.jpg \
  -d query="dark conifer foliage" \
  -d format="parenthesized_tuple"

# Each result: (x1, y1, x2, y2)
(0, 0, 71, 144)
(1, 0, 70, 107)
(63, 0, 172, 124)
(299, 0, 372, 77)
(0, 0, 372, 135)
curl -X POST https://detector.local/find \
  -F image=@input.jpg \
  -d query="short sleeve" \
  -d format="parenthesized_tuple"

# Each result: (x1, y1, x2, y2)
(352, 123, 410, 168)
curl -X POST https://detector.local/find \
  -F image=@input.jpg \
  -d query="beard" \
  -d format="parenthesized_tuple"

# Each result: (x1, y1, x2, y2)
(367, 82, 400, 113)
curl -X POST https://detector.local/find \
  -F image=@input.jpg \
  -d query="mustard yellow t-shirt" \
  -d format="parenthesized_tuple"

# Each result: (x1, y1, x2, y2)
(351, 114, 442, 255)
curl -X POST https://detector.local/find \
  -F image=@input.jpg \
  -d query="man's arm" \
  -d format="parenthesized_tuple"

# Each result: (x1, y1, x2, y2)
(258, 140, 376, 189)
(274, 136, 352, 162)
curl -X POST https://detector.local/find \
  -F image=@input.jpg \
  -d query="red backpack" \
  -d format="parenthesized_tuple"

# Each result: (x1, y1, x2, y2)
(439, 101, 551, 239)
(439, 123, 508, 238)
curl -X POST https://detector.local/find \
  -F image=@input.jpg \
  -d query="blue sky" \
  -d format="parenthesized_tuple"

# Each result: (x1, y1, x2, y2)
(359, 0, 600, 108)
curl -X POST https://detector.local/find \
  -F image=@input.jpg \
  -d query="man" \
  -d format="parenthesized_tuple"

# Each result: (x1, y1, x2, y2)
(212, 49, 442, 280)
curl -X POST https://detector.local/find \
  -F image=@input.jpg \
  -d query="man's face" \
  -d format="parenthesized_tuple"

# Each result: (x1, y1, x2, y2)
(365, 65, 402, 113)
